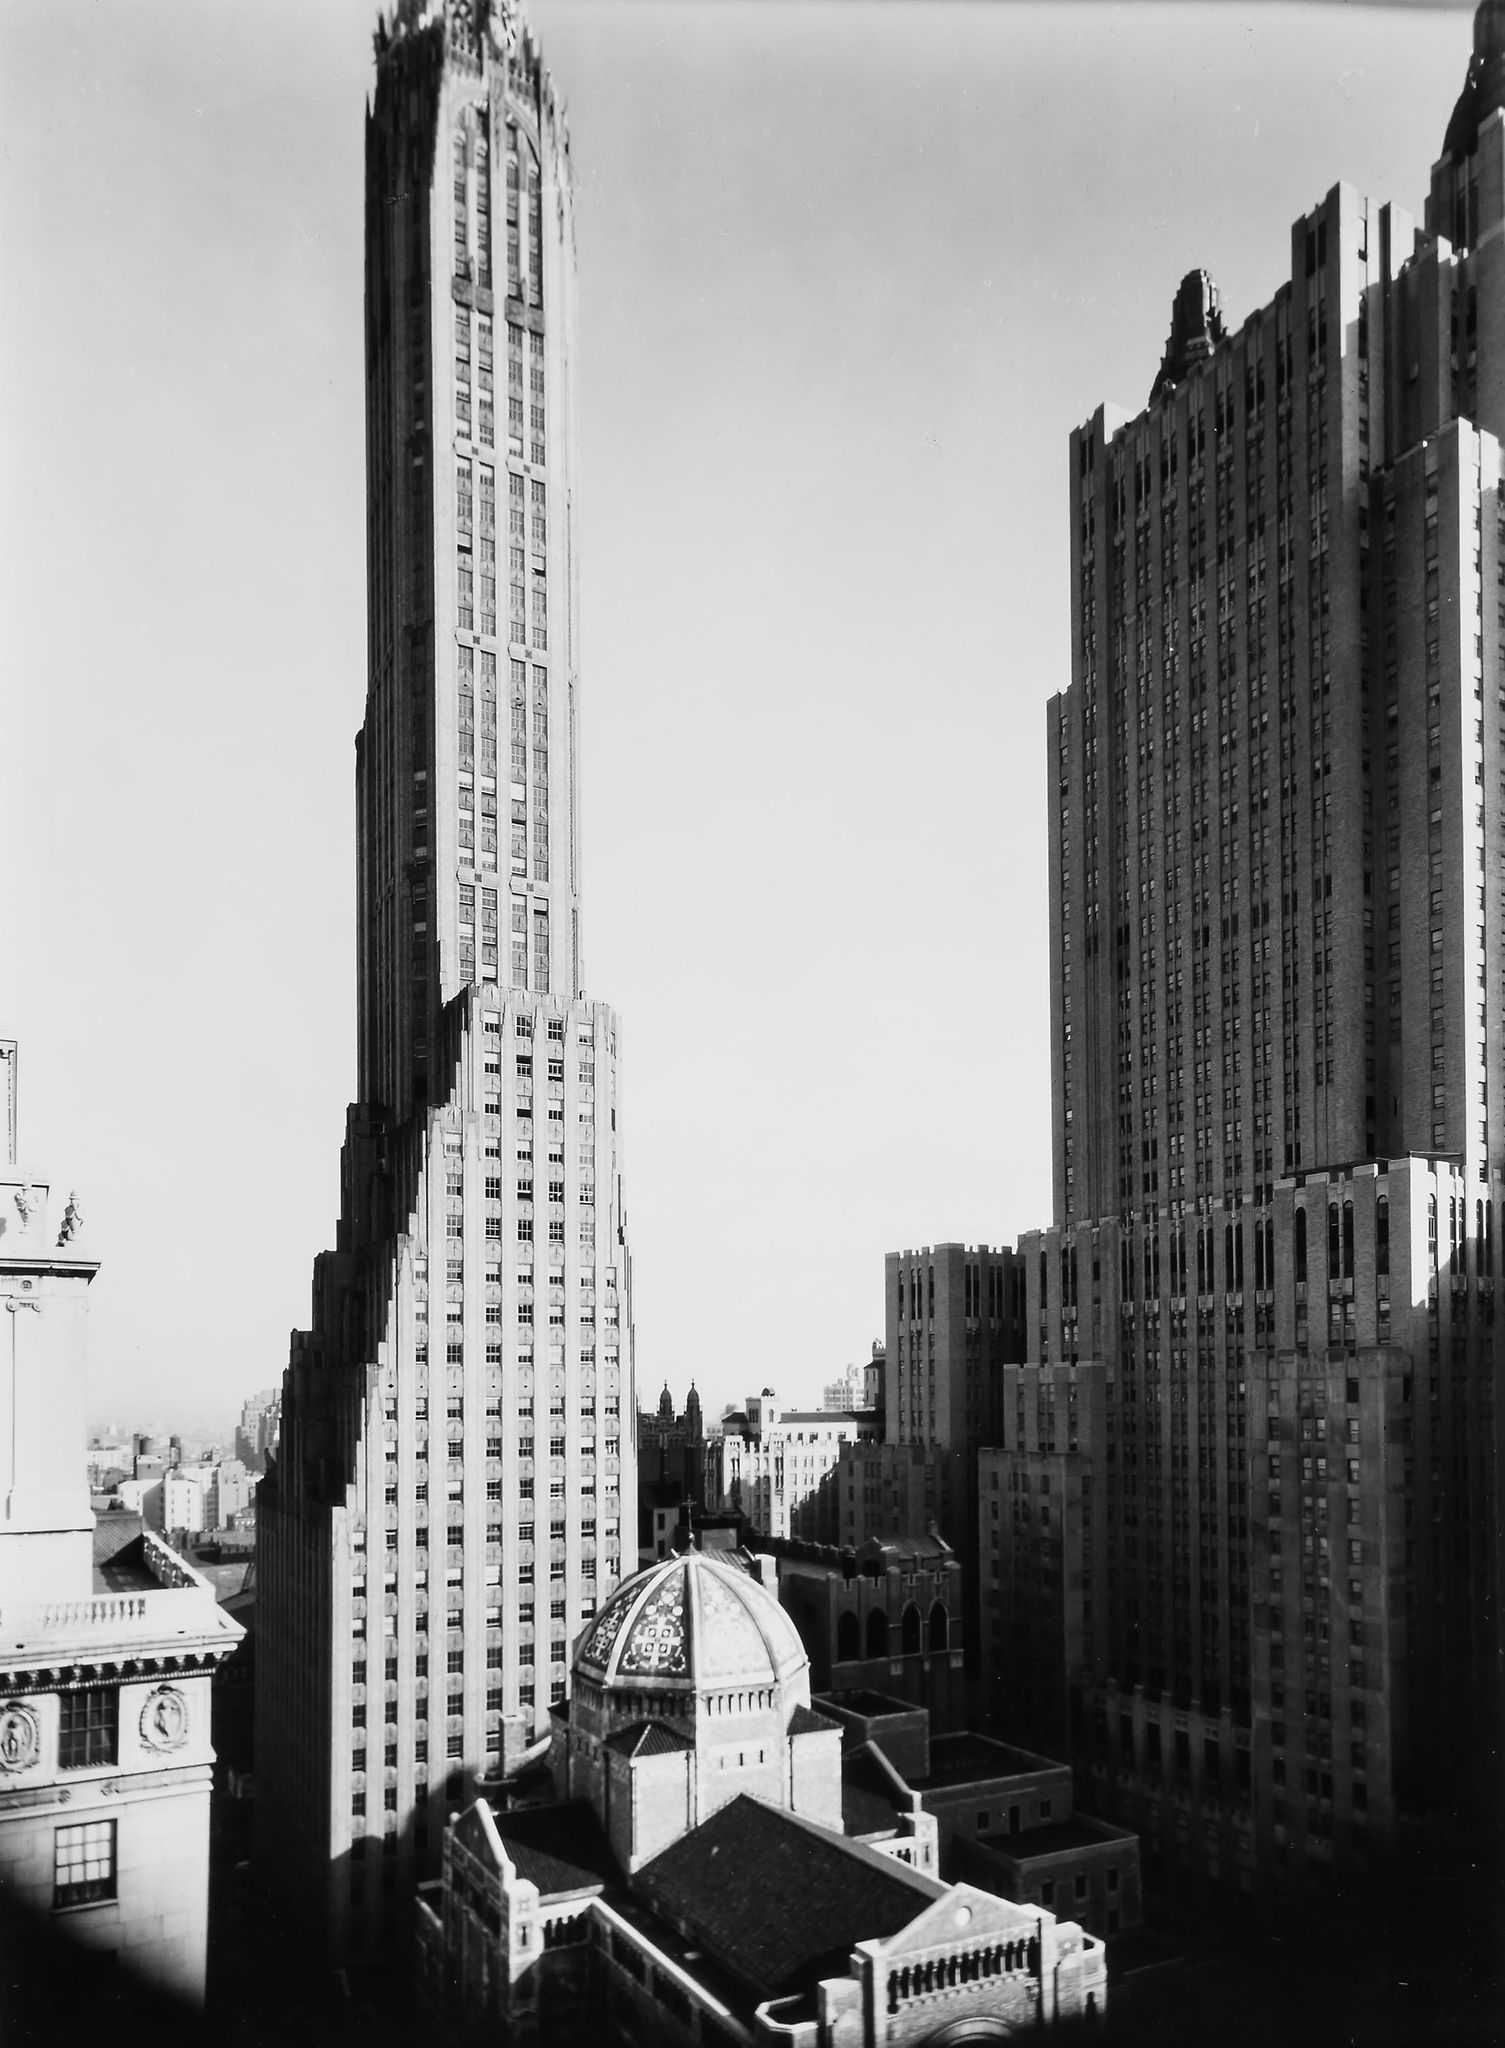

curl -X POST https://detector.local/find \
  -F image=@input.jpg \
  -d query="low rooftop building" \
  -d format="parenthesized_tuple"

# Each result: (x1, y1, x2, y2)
(417, 1545, 1107, 2042)
(816, 1688, 1142, 1942)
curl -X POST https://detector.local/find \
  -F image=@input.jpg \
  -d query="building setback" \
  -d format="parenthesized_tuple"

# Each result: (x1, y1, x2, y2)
(988, 4, 1505, 1902)
(255, 0, 635, 1963)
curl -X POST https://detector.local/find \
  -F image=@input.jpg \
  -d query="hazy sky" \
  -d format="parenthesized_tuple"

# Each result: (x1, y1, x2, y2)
(0, 0, 1473, 1434)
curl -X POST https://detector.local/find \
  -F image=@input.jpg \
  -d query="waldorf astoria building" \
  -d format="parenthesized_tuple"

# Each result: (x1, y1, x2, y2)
(256, 0, 636, 1962)
(986, 4, 1505, 1903)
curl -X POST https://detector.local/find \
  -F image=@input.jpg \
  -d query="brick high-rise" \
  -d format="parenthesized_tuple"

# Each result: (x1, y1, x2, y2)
(987, 3, 1504, 1904)
(256, 0, 635, 1961)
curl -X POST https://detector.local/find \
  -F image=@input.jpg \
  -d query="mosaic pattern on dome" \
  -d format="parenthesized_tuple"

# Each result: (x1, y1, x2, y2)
(616, 1571, 689, 1678)
(693, 1563, 775, 1679)
(580, 1586, 635, 1670)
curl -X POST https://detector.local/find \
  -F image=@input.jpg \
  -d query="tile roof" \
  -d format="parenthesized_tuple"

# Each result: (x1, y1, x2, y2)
(786, 1703, 838, 1738)
(490, 1801, 618, 1897)
(635, 1794, 943, 2000)
(90, 1519, 154, 1592)
(603, 1718, 694, 1759)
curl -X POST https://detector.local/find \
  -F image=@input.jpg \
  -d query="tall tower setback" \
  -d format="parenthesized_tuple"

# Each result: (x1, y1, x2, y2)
(989, 3, 1504, 1905)
(256, 0, 636, 1964)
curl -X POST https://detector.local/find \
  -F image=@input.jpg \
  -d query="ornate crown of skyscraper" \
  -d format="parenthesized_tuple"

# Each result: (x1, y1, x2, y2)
(1148, 268, 1226, 404)
(1442, 0, 1505, 164)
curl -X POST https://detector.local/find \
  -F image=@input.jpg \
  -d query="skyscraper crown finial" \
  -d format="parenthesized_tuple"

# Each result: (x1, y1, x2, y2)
(1148, 269, 1226, 404)
(1442, 0, 1505, 163)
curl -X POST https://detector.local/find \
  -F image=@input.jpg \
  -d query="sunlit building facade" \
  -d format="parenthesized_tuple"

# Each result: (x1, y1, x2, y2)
(256, 0, 635, 1962)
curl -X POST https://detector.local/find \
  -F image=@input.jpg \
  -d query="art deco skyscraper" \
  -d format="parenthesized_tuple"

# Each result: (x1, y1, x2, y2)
(986, 4, 1504, 1906)
(256, 0, 635, 1962)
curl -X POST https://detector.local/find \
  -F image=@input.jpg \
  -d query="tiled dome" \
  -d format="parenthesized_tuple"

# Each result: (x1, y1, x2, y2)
(575, 1549, 807, 1697)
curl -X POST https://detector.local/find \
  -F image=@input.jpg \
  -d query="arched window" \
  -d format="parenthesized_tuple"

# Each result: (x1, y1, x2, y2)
(836, 1610, 860, 1663)
(1375, 1196, 1389, 1278)
(1328, 1203, 1341, 1280)
(865, 1609, 890, 1659)
(1295, 1207, 1307, 1284)
(900, 1603, 922, 1656)
(928, 1601, 949, 1652)
(1343, 1200, 1354, 1279)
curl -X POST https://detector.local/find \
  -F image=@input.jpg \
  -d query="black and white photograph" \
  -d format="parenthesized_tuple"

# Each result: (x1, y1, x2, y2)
(1, 0, 1502, 2040)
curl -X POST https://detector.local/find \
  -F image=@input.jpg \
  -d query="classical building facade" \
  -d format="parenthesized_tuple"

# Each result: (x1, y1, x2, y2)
(987, 4, 1505, 1902)
(255, 0, 635, 1963)
(0, 1053, 243, 2004)
(415, 1546, 1107, 2042)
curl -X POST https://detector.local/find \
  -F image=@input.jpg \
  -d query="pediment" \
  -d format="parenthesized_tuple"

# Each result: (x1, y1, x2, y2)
(877, 1883, 1036, 1962)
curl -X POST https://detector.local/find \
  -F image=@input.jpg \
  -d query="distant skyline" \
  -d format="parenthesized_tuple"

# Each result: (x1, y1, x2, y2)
(0, 1, 1473, 1432)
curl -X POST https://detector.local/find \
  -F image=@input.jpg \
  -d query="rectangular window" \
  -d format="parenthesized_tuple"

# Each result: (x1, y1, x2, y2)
(59, 1688, 117, 1771)
(53, 1819, 116, 1908)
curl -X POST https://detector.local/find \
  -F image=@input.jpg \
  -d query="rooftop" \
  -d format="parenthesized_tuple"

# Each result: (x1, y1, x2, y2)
(978, 1816, 1129, 1861)
(575, 1547, 805, 1697)
(915, 1733, 1065, 1790)
(489, 1801, 618, 1897)
(91, 1516, 152, 1592)
(636, 1794, 943, 2001)
(602, 1719, 693, 1760)
(2, 1525, 243, 1675)
(821, 1687, 921, 1719)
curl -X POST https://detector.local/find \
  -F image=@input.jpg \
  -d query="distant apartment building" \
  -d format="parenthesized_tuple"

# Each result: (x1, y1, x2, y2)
(234, 1389, 281, 1474)
(706, 1394, 878, 1543)
(85, 1438, 131, 1490)
(0, 1048, 242, 2004)
(820, 1346, 886, 1415)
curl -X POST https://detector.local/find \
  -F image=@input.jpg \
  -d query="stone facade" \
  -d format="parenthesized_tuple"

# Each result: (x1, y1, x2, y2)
(773, 1535, 967, 1731)
(984, 4, 1505, 1907)
(0, 1076, 242, 2004)
(707, 1397, 878, 1545)
(255, 0, 637, 1965)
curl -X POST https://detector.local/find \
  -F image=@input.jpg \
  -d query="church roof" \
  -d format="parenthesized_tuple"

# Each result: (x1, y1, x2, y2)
(487, 1801, 617, 1898)
(573, 1548, 806, 1696)
(602, 1719, 694, 1760)
(635, 1794, 943, 2001)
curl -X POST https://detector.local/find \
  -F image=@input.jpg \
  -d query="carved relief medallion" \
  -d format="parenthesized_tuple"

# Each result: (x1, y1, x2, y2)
(139, 1686, 189, 1753)
(0, 1703, 40, 1773)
